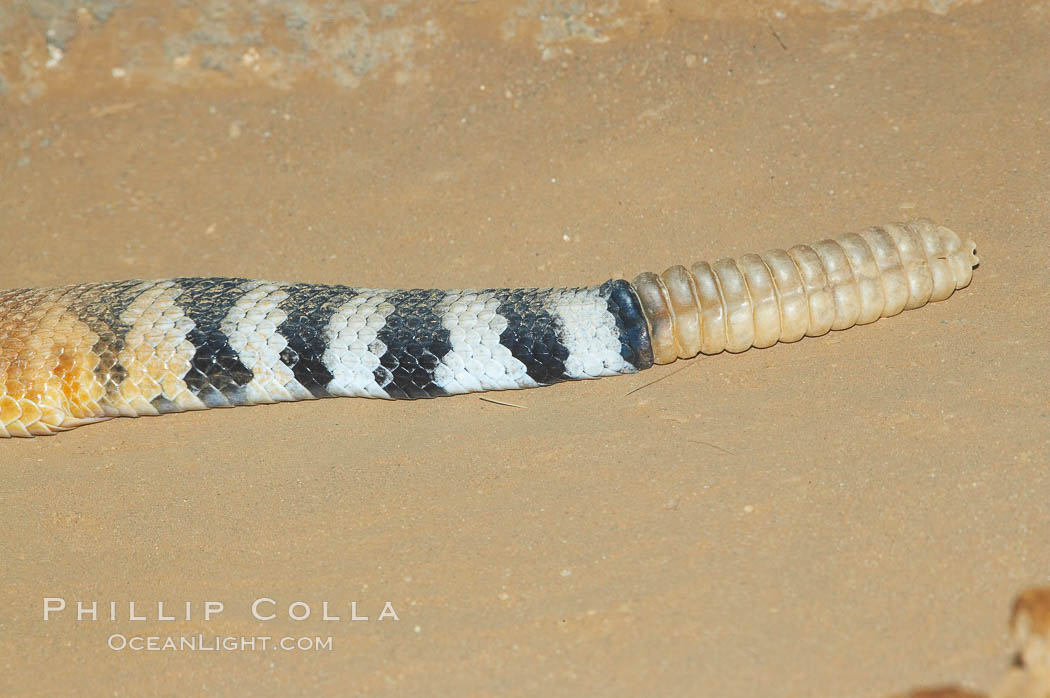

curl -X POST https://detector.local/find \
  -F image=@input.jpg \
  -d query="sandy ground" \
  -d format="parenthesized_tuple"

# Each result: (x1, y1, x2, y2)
(1, 1, 1048, 696)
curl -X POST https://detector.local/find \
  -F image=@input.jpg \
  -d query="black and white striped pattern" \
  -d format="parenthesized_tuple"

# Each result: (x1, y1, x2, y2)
(11, 277, 654, 426)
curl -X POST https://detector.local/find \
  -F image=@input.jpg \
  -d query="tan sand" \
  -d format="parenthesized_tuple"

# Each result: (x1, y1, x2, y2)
(1, 1, 1048, 695)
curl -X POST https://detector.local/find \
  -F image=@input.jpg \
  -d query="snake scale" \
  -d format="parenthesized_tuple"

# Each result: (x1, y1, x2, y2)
(0, 220, 978, 437)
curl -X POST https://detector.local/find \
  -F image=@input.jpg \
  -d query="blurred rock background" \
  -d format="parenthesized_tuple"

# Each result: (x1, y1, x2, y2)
(0, 0, 985, 102)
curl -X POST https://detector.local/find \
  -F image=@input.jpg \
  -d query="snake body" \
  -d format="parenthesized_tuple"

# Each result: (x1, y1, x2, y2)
(0, 220, 978, 437)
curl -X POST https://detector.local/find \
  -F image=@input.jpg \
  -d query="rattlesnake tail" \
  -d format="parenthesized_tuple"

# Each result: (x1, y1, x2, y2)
(0, 220, 977, 437)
